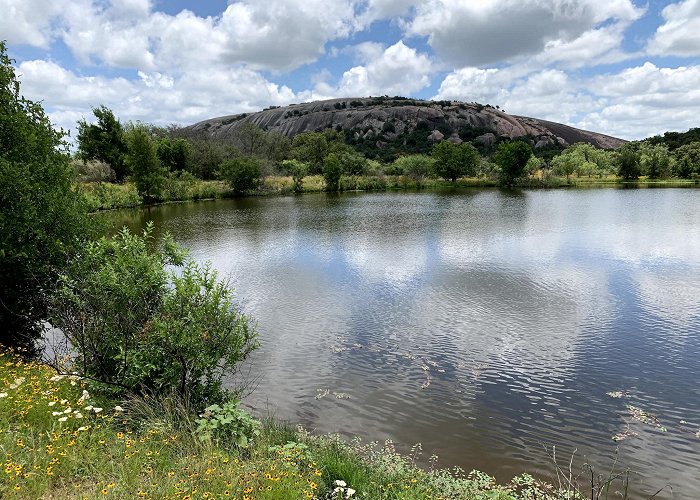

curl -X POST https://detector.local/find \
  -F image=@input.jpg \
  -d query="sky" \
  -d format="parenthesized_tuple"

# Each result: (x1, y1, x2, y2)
(2, 0, 700, 140)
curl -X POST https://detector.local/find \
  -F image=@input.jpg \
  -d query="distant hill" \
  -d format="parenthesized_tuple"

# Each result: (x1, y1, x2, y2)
(186, 97, 625, 160)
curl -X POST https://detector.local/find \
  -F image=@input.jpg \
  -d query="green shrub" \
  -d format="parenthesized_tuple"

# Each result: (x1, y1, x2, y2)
(195, 399, 261, 448)
(219, 156, 262, 195)
(48, 224, 259, 408)
(323, 154, 343, 191)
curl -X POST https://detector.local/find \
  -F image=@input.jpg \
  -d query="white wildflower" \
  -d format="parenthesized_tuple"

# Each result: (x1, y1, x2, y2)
(78, 426, 88, 431)
(60, 399, 68, 405)
(113, 405, 124, 412)
(334, 480, 347, 487)
(48, 401, 56, 406)
(63, 408, 72, 414)
(52, 411, 62, 416)
(93, 407, 103, 414)
(49, 375, 65, 382)
(81, 390, 90, 400)
(0, 393, 7, 398)
(346, 488, 356, 498)
(85, 405, 93, 411)
(334, 487, 343, 494)
(74, 412, 83, 419)
(58, 416, 68, 422)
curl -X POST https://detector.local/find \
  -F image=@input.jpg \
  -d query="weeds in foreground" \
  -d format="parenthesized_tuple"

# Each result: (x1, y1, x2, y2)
(2, 350, 648, 499)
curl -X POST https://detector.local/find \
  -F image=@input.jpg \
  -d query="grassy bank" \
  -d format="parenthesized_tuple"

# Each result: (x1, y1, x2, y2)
(1, 350, 580, 499)
(80, 175, 699, 212)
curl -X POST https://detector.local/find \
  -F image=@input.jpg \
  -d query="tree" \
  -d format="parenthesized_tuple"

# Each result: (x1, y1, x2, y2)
(335, 149, 368, 176)
(432, 141, 480, 181)
(282, 159, 308, 193)
(49, 226, 258, 407)
(77, 106, 128, 181)
(0, 41, 94, 353)
(219, 156, 262, 195)
(640, 144, 672, 179)
(393, 154, 434, 187)
(125, 124, 166, 201)
(673, 142, 700, 178)
(617, 144, 641, 180)
(157, 137, 191, 172)
(291, 132, 328, 174)
(493, 141, 532, 186)
(323, 153, 343, 191)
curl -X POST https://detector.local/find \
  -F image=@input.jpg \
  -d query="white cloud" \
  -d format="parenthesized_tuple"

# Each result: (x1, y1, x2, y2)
(16, 59, 298, 136)
(0, 0, 69, 47)
(333, 41, 433, 97)
(406, 0, 642, 67)
(647, 0, 700, 57)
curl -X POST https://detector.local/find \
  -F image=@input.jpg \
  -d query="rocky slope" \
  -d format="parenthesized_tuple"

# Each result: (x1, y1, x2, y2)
(187, 97, 624, 151)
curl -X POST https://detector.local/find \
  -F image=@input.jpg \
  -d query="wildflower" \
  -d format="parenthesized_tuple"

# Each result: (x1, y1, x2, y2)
(63, 407, 72, 414)
(347, 488, 356, 497)
(74, 412, 84, 419)
(114, 405, 124, 412)
(78, 426, 89, 431)
(58, 416, 68, 422)
(48, 401, 56, 406)
(81, 389, 90, 400)
(0, 393, 8, 398)
(60, 399, 68, 405)
(94, 407, 103, 413)
(335, 480, 347, 487)
(52, 411, 62, 416)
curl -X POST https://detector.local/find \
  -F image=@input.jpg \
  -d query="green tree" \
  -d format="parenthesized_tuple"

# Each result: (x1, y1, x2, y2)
(282, 159, 308, 193)
(617, 144, 641, 180)
(157, 137, 191, 172)
(432, 141, 480, 181)
(125, 124, 166, 201)
(49, 225, 258, 407)
(640, 144, 672, 179)
(219, 156, 262, 195)
(673, 142, 700, 178)
(77, 106, 128, 181)
(493, 141, 532, 186)
(0, 41, 94, 352)
(393, 154, 434, 187)
(335, 149, 368, 176)
(291, 132, 328, 174)
(323, 153, 343, 192)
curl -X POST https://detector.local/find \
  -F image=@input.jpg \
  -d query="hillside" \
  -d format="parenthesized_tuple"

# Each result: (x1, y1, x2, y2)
(186, 97, 625, 160)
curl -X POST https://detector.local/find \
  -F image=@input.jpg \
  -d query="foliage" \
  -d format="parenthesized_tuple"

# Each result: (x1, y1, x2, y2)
(195, 399, 261, 448)
(156, 136, 191, 172)
(72, 159, 115, 182)
(0, 41, 94, 353)
(616, 144, 642, 180)
(125, 124, 167, 201)
(431, 140, 480, 181)
(323, 153, 344, 191)
(551, 143, 616, 180)
(77, 105, 129, 181)
(493, 141, 532, 186)
(335, 149, 368, 176)
(645, 127, 700, 151)
(393, 154, 434, 187)
(673, 142, 700, 178)
(292, 131, 329, 174)
(48, 225, 259, 407)
(81, 181, 142, 211)
(639, 143, 673, 179)
(186, 137, 239, 180)
(219, 155, 262, 195)
(282, 159, 309, 193)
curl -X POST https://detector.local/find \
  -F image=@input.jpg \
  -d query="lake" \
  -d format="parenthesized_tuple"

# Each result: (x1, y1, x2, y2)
(115, 188, 700, 499)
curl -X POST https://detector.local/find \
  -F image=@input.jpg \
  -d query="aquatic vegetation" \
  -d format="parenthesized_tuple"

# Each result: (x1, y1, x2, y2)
(625, 405, 667, 432)
(605, 391, 628, 399)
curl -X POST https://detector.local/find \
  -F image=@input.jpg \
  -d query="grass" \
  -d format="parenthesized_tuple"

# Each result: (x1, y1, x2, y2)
(80, 174, 699, 211)
(0, 349, 587, 499)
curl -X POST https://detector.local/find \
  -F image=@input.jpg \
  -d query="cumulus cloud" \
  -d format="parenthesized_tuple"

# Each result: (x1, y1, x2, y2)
(0, 0, 70, 47)
(304, 41, 432, 100)
(16, 59, 298, 136)
(406, 0, 642, 67)
(647, 0, 700, 57)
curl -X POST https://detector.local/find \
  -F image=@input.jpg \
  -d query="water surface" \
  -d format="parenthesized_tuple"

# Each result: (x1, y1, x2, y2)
(116, 189, 700, 498)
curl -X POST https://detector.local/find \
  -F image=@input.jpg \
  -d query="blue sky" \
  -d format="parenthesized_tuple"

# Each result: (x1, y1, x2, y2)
(2, 0, 700, 140)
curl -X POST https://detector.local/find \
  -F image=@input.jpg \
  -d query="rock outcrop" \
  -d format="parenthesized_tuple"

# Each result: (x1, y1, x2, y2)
(187, 97, 624, 150)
